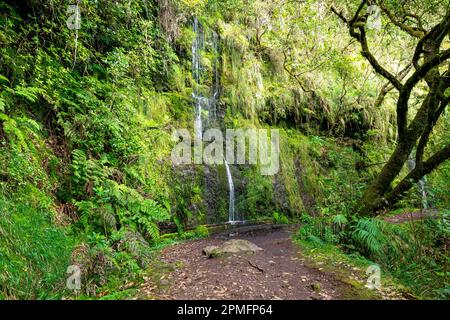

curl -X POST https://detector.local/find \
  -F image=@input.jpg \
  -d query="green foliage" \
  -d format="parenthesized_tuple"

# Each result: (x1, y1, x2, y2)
(193, 225, 210, 238)
(240, 168, 274, 218)
(0, 199, 74, 299)
(272, 211, 289, 225)
(297, 212, 450, 299)
(351, 218, 388, 256)
(69, 228, 154, 297)
(179, 225, 210, 240)
(71, 150, 107, 197)
(0, 0, 178, 299)
(0, 0, 448, 301)
(297, 215, 339, 245)
(75, 181, 170, 242)
(333, 214, 348, 227)
(426, 161, 450, 209)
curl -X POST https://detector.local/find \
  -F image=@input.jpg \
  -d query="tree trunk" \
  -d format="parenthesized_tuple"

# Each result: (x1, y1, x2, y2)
(383, 144, 450, 206)
(358, 95, 433, 215)
(358, 141, 413, 215)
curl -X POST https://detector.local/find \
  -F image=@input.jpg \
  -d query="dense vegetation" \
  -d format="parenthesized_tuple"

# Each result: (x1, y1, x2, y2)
(0, 0, 448, 299)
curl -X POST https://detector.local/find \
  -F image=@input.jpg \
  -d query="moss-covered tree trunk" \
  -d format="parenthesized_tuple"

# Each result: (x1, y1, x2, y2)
(359, 142, 413, 214)
(358, 94, 434, 214)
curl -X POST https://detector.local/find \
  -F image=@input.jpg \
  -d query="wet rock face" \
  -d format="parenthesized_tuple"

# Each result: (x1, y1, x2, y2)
(273, 173, 291, 214)
(202, 239, 263, 258)
(204, 165, 222, 224)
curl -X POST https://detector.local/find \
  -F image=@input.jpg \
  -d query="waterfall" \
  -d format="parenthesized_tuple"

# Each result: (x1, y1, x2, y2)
(407, 154, 428, 209)
(224, 159, 236, 222)
(192, 17, 237, 222)
(192, 17, 204, 140)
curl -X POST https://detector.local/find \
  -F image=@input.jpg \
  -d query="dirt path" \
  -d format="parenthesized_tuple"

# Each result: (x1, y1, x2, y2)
(383, 209, 439, 224)
(141, 227, 376, 300)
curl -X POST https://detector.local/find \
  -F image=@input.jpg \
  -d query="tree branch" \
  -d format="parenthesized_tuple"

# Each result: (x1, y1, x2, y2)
(400, 48, 450, 98)
(282, 50, 311, 93)
(349, 0, 367, 26)
(423, 144, 450, 172)
(412, 11, 450, 69)
(379, 4, 426, 38)
(358, 27, 403, 90)
(331, 4, 403, 91)
(330, 6, 347, 24)
(435, 95, 449, 120)
(384, 144, 450, 207)
(374, 63, 412, 108)
(396, 48, 450, 139)
(416, 73, 450, 164)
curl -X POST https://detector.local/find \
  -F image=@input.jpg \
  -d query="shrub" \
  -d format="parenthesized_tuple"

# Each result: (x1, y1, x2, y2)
(272, 211, 289, 224)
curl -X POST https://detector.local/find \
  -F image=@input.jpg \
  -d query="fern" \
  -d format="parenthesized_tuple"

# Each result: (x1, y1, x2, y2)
(0, 113, 34, 151)
(111, 228, 152, 265)
(72, 149, 88, 185)
(62, 121, 80, 141)
(14, 85, 44, 103)
(105, 181, 169, 241)
(71, 150, 107, 196)
(351, 218, 387, 256)
(75, 200, 117, 234)
(332, 214, 348, 235)
(140, 199, 169, 222)
(0, 97, 6, 112)
(138, 217, 160, 241)
(333, 214, 348, 227)
(97, 204, 117, 231)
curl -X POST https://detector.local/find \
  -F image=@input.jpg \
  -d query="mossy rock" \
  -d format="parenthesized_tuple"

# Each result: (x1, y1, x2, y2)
(202, 240, 263, 258)
(202, 245, 222, 258)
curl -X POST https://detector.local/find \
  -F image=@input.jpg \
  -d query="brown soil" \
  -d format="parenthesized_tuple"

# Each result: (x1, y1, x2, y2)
(141, 227, 376, 300)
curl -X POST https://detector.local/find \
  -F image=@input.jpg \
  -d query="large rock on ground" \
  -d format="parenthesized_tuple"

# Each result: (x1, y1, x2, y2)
(202, 246, 222, 258)
(202, 239, 263, 258)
